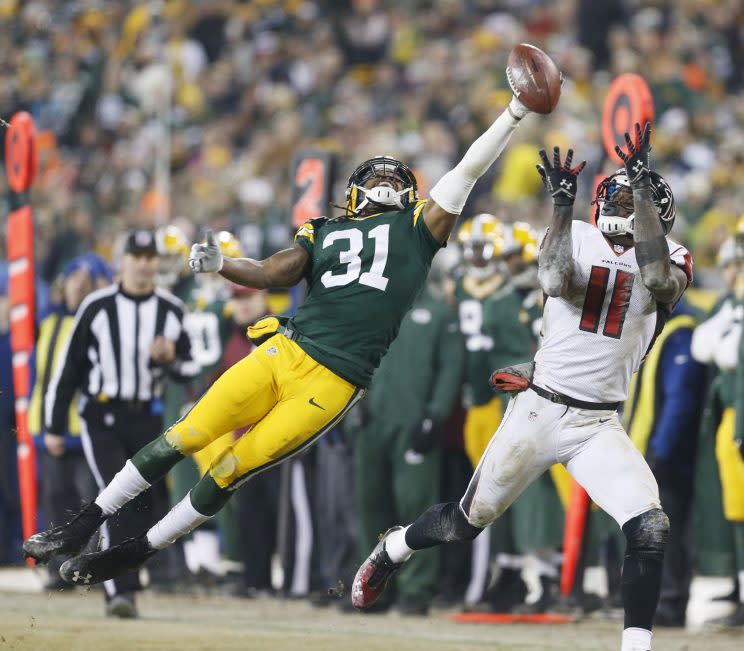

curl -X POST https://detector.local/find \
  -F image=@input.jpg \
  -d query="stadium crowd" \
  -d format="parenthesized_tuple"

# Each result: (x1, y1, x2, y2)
(1, 0, 744, 626)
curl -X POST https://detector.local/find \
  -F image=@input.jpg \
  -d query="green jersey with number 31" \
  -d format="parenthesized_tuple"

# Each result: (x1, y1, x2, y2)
(289, 200, 441, 387)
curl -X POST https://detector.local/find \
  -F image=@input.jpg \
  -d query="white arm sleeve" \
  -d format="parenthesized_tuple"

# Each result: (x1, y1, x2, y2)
(429, 107, 521, 215)
(713, 321, 741, 371)
(690, 300, 734, 363)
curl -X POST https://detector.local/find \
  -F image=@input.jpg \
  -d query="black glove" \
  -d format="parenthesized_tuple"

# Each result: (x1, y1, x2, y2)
(614, 121, 652, 185)
(536, 146, 586, 206)
(409, 416, 441, 455)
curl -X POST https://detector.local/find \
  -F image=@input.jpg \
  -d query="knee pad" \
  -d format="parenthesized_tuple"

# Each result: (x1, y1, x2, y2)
(165, 421, 211, 456)
(622, 508, 670, 559)
(208, 447, 243, 489)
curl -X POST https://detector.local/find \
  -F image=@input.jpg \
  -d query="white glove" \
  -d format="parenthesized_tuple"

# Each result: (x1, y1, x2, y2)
(189, 229, 223, 273)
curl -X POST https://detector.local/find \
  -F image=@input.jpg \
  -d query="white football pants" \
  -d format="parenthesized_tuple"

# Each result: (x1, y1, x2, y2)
(460, 388, 660, 529)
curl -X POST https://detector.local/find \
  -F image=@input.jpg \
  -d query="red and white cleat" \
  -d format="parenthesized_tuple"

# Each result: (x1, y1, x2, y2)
(351, 526, 405, 610)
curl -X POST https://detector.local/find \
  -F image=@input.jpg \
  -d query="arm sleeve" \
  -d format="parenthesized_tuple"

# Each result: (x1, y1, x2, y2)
(648, 329, 707, 464)
(713, 316, 742, 371)
(44, 305, 94, 433)
(691, 299, 734, 363)
(425, 312, 465, 423)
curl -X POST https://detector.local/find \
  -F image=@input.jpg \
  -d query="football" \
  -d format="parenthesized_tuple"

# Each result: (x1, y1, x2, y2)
(506, 43, 562, 114)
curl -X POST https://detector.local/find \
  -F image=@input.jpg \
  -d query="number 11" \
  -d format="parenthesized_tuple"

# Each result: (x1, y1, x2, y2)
(579, 266, 635, 338)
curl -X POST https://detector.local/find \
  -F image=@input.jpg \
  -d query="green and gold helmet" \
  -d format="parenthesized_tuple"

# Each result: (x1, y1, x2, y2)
(457, 214, 505, 279)
(215, 230, 244, 258)
(510, 221, 538, 263)
(155, 224, 189, 287)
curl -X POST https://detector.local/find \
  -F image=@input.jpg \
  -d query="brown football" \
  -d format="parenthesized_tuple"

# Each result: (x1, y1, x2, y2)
(506, 43, 562, 114)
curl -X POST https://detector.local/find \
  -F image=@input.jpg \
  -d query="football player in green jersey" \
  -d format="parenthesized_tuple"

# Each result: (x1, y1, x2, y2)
(25, 90, 538, 589)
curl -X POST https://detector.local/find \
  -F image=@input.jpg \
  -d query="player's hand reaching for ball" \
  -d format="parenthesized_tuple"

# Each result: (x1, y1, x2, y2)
(615, 121, 652, 186)
(536, 146, 586, 206)
(189, 229, 223, 273)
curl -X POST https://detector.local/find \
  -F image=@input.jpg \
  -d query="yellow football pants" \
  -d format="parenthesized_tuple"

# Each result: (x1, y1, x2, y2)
(716, 407, 744, 521)
(165, 335, 362, 489)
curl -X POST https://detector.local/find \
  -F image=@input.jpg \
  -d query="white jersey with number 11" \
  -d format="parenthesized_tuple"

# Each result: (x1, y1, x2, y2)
(533, 220, 692, 404)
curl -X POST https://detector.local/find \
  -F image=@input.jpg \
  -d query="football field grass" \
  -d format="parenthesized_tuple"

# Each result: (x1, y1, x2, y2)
(0, 590, 740, 651)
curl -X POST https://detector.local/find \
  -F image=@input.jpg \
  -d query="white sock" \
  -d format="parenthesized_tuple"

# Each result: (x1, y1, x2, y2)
(146, 493, 212, 550)
(739, 570, 744, 603)
(497, 553, 525, 570)
(384, 526, 414, 563)
(183, 539, 199, 574)
(535, 557, 558, 579)
(192, 531, 224, 576)
(621, 627, 652, 651)
(94, 460, 150, 516)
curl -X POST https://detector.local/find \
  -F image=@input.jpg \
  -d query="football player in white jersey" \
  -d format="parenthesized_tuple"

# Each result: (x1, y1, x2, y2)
(352, 123, 691, 651)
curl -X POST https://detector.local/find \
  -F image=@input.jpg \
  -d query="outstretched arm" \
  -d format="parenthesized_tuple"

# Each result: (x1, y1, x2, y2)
(616, 122, 687, 305)
(219, 247, 309, 289)
(535, 147, 586, 297)
(189, 231, 310, 289)
(423, 97, 529, 243)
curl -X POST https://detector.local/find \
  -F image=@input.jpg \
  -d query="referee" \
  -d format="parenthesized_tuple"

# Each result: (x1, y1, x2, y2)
(44, 229, 200, 618)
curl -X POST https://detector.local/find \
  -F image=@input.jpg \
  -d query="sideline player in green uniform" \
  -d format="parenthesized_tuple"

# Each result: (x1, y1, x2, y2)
(692, 228, 744, 626)
(24, 89, 539, 586)
(354, 258, 464, 614)
(454, 214, 532, 609)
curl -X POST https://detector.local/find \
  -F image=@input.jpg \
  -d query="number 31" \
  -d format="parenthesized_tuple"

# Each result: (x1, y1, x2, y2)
(321, 225, 390, 291)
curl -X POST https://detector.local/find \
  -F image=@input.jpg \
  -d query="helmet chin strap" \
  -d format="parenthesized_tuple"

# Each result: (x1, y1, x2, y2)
(353, 184, 411, 214)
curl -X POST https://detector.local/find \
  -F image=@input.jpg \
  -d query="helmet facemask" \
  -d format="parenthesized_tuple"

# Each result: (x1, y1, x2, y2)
(595, 174, 636, 237)
(464, 241, 501, 280)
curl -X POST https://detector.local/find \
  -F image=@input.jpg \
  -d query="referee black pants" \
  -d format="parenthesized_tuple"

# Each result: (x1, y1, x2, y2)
(79, 400, 167, 597)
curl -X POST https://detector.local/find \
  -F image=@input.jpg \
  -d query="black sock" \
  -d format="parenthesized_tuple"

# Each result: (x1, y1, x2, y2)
(405, 502, 482, 550)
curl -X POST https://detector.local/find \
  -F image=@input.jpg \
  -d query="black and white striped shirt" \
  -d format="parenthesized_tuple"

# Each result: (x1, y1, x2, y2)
(45, 284, 200, 433)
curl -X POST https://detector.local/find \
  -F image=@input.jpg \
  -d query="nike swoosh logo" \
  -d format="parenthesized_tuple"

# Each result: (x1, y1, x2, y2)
(308, 397, 326, 410)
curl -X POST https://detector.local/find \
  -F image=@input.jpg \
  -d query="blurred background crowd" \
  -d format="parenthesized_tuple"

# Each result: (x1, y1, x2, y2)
(1, 0, 744, 628)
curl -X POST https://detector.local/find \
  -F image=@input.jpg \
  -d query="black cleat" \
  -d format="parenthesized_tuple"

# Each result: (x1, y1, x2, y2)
(60, 534, 156, 586)
(352, 526, 405, 610)
(712, 578, 739, 603)
(22, 502, 105, 563)
(707, 603, 744, 628)
(106, 593, 138, 619)
(464, 567, 528, 613)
